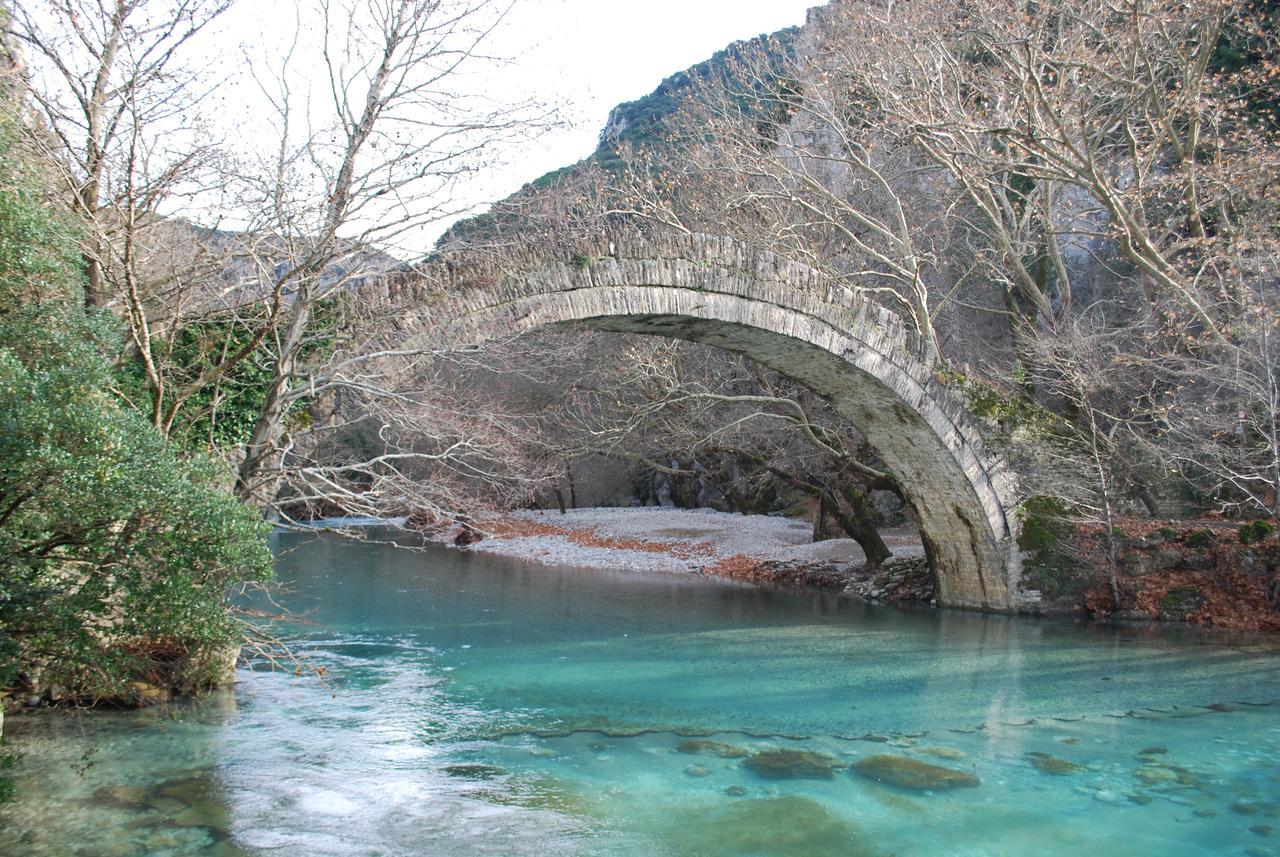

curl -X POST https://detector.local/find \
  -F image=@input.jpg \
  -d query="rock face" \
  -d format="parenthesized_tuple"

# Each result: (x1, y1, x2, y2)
(743, 749, 843, 780)
(393, 232, 1024, 610)
(851, 754, 981, 791)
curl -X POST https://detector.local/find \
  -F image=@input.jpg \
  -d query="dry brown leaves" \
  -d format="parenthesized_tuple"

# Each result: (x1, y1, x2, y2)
(1078, 518, 1280, 631)
(705, 554, 769, 582)
(1127, 569, 1280, 632)
(477, 517, 714, 559)
(481, 518, 569, 539)
(563, 528, 714, 558)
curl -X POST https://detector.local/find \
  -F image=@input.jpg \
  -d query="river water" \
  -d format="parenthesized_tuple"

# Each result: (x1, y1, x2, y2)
(2, 528, 1279, 856)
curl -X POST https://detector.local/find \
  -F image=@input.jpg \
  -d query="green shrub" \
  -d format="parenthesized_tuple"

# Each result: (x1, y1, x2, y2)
(1160, 586, 1204, 618)
(1017, 497, 1092, 600)
(0, 112, 272, 699)
(1184, 529, 1215, 549)
(1018, 496, 1072, 556)
(1239, 520, 1276, 545)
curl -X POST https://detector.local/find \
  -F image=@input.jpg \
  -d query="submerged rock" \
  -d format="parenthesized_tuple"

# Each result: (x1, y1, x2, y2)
(90, 784, 150, 810)
(1134, 763, 1199, 788)
(684, 765, 710, 778)
(677, 739, 750, 758)
(127, 681, 172, 707)
(918, 746, 966, 761)
(1028, 752, 1083, 775)
(153, 776, 230, 831)
(724, 785, 748, 797)
(743, 749, 842, 780)
(851, 754, 980, 791)
(667, 796, 881, 857)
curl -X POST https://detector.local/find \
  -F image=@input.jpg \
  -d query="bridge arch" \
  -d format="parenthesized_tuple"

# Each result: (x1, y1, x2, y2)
(400, 233, 1025, 610)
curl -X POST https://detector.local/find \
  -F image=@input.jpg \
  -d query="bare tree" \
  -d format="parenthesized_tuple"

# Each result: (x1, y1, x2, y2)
(1160, 306, 1280, 522)
(10, 0, 234, 309)
(226, 0, 558, 510)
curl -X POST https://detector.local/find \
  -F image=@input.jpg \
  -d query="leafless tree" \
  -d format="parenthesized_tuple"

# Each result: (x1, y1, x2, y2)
(10, 0, 234, 309)
(221, 0, 558, 511)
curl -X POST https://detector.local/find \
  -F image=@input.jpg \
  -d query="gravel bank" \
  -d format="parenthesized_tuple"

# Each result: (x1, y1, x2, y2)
(441, 507, 924, 577)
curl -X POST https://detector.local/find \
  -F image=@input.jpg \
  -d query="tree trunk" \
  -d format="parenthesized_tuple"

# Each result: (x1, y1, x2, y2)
(235, 299, 312, 507)
(812, 493, 828, 542)
(834, 484, 892, 567)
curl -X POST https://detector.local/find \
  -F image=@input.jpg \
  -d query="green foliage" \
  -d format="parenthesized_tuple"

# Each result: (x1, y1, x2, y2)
(116, 294, 345, 454)
(116, 312, 275, 452)
(942, 369, 1060, 435)
(0, 150, 81, 311)
(1239, 519, 1276, 545)
(1184, 529, 1216, 549)
(1018, 496, 1072, 556)
(0, 739, 14, 804)
(1160, 585, 1204, 618)
(0, 308, 272, 695)
(1017, 496, 1093, 601)
(0, 115, 271, 699)
(570, 252, 591, 270)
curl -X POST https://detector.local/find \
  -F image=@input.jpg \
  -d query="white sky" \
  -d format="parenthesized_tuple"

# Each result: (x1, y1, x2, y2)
(208, 0, 819, 249)
(462, 1, 820, 193)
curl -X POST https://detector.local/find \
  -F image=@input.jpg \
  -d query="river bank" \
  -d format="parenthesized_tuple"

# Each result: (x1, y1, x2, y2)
(421, 506, 931, 599)
(419, 507, 1280, 630)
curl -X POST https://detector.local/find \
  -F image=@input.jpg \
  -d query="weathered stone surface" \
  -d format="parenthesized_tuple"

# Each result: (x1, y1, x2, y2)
(1123, 549, 1184, 577)
(390, 232, 1025, 610)
(127, 681, 172, 706)
(851, 754, 981, 791)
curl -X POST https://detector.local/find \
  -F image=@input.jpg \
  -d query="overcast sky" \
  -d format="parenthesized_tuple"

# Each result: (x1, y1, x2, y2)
(204, 0, 818, 248)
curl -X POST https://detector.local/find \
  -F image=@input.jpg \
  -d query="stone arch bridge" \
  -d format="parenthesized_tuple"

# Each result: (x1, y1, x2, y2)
(388, 232, 1025, 611)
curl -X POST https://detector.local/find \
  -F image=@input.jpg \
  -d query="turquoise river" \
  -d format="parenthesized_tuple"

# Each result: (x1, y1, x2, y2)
(2, 527, 1279, 856)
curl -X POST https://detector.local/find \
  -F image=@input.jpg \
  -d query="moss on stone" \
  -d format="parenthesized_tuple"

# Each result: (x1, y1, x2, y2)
(1184, 529, 1215, 548)
(1160, 586, 1204, 619)
(1239, 520, 1276, 545)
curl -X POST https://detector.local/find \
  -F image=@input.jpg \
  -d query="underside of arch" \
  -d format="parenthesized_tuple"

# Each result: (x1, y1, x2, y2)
(429, 282, 1023, 611)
